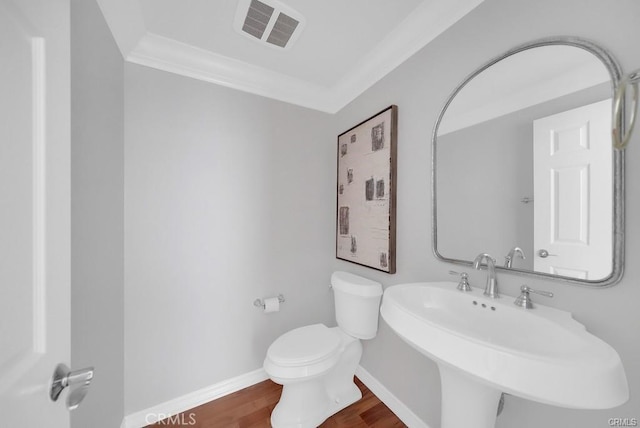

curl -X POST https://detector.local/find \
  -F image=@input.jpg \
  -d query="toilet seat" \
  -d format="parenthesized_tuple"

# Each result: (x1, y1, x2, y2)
(264, 324, 342, 381)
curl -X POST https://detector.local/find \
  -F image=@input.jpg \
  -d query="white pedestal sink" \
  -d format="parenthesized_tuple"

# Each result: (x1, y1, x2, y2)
(380, 282, 628, 428)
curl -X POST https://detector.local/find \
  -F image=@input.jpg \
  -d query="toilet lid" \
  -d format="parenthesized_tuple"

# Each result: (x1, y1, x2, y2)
(267, 324, 341, 367)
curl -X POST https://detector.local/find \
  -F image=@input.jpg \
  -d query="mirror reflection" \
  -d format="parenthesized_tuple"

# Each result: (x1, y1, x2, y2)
(435, 44, 614, 281)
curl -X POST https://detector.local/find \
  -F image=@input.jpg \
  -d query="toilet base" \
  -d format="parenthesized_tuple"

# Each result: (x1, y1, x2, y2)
(271, 377, 362, 428)
(327, 380, 362, 417)
(270, 332, 363, 428)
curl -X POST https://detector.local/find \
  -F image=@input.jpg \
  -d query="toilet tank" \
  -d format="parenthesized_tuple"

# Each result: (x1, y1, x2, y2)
(331, 271, 383, 340)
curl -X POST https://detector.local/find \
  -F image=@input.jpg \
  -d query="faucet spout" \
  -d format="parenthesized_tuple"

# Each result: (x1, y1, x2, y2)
(504, 247, 526, 268)
(473, 253, 499, 298)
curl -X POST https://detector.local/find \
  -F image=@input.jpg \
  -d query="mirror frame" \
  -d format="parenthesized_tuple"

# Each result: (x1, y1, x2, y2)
(431, 36, 625, 287)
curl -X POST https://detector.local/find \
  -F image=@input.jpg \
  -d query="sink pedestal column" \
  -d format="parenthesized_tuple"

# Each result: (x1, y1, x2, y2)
(438, 364, 502, 428)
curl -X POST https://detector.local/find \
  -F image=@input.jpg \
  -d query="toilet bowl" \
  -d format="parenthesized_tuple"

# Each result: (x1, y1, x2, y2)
(263, 272, 383, 428)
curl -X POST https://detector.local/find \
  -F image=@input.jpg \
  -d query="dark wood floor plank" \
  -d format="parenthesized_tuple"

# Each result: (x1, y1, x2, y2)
(147, 376, 406, 427)
(237, 406, 272, 428)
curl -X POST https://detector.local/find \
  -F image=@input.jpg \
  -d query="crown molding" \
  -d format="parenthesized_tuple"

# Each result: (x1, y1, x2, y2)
(95, 0, 146, 56)
(127, 32, 335, 112)
(328, 0, 485, 113)
(96, 0, 484, 114)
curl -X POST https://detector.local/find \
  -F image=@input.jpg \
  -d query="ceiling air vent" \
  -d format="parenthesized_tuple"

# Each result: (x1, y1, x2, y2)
(234, 0, 305, 49)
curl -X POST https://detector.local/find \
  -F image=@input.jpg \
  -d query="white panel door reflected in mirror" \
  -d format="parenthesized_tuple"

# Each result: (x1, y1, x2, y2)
(532, 99, 611, 279)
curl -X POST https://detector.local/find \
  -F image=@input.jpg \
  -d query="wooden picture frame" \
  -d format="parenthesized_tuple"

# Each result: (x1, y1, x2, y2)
(336, 105, 397, 273)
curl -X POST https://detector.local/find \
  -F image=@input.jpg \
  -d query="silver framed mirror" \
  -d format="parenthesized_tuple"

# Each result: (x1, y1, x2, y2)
(432, 36, 625, 287)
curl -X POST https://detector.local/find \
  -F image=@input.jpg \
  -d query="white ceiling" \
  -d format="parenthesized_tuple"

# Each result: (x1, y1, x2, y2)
(96, 0, 485, 113)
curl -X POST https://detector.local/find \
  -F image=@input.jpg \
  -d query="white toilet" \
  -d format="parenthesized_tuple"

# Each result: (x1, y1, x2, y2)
(263, 271, 383, 428)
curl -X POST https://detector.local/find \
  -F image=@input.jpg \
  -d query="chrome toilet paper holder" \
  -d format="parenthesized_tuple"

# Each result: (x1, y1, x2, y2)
(254, 294, 285, 309)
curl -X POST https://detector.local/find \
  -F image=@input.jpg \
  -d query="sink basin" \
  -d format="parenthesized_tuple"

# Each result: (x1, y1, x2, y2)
(381, 282, 628, 428)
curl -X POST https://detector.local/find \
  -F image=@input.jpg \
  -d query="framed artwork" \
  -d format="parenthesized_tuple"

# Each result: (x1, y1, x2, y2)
(336, 105, 397, 273)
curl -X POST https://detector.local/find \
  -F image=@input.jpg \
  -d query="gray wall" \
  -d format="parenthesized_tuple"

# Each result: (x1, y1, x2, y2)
(70, 0, 124, 426)
(438, 109, 534, 269)
(123, 64, 335, 413)
(333, 0, 640, 427)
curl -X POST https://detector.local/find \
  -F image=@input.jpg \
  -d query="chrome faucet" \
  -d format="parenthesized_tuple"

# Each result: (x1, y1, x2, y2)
(504, 247, 525, 268)
(473, 253, 499, 298)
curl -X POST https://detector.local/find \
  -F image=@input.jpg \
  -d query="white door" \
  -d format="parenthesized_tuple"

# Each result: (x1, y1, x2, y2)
(0, 0, 71, 426)
(533, 99, 612, 280)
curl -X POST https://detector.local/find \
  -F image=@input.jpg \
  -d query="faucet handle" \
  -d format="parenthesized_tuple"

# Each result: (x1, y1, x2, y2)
(522, 285, 553, 297)
(449, 270, 472, 292)
(514, 285, 553, 309)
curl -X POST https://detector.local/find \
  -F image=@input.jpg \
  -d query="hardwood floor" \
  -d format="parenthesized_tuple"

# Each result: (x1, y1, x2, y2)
(146, 377, 407, 428)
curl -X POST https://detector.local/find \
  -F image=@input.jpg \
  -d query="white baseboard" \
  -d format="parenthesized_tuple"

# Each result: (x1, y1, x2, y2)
(121, 368, 268, 428)
(356, 365, 430, 428)
(121, 365, 428, 428)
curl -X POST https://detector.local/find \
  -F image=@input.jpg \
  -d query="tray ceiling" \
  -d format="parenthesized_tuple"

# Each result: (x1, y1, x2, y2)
(96, 0, 484, 112)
